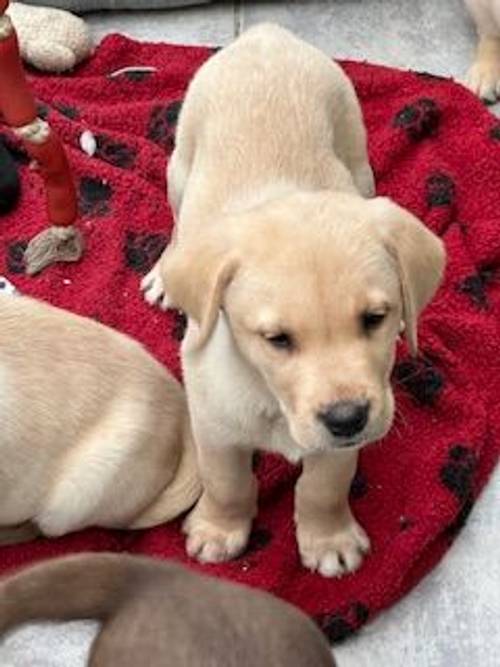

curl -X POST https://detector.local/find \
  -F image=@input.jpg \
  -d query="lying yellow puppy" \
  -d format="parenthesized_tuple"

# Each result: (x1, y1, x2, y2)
(0, 294, 200, 543)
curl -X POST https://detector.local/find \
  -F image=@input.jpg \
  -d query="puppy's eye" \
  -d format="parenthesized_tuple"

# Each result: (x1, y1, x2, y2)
(263, 332, 294, 350)
(362, 311, 386, 332)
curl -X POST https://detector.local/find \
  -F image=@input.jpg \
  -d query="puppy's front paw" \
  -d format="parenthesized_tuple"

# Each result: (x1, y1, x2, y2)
(297, 518, 370, 578)
(183, 505, 251, 563)
(465, 60, 500, 103)
(141, 261, 172, 310)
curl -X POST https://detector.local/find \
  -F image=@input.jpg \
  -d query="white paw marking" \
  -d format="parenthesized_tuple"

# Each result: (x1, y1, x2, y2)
(141, 263, 171, 310)
(465, 60, 500, 103)
(183, 508, 251, 564)
(298, 519, 370, 578)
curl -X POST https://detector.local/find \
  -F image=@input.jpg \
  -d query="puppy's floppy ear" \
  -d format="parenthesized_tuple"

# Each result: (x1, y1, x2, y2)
(161, 233, 239, 348)
(371, 197, 446, 356)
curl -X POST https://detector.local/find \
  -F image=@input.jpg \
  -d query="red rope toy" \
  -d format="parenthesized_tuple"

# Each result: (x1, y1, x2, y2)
(0, 0, 82, 275)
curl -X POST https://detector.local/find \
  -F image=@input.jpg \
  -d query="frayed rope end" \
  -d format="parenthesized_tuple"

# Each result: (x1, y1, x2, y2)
(24, 225, 84, 276)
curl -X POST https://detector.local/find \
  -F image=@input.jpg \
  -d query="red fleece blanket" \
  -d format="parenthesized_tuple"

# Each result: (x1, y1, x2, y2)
(1, 35, 500, 642)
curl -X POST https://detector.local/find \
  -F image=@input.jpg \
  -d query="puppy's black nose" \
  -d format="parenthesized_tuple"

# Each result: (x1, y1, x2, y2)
(318, 400, 370, 438)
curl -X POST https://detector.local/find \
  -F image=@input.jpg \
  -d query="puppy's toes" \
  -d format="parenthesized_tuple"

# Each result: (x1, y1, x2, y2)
(298, 519, 370, 578)
(183, 510, 251, 564)
(141, 263, 172, 309)
(465, 61, 500, 104)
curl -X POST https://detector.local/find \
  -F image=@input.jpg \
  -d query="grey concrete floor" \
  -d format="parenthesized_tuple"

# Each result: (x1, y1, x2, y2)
(2, 2, 500, 666)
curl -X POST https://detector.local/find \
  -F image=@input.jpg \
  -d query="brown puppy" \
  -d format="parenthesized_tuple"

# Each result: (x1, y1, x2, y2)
(0, 553, 336, 667)
(0, 294, 200, 543)
(142, 24, 445, 577)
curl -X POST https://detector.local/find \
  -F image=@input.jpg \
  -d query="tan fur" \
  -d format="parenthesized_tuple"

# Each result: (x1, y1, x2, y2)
(0, 295, 200, 541)
(465, 0, 500, 101)
(142, 24, 445, 577)
(0, 553, 336, 667)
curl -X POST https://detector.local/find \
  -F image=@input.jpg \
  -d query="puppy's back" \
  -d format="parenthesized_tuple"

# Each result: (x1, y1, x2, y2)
(174, 22, 360, 226)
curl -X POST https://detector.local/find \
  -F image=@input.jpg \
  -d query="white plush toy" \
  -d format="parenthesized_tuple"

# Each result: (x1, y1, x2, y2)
(7, 1, 92, 72)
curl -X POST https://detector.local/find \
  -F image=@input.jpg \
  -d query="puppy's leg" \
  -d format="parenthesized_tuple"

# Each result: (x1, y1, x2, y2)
(142, 98, 197, 308)
(295, 450, 370, 578)
(167, 147, 192, 222)
(183, 445, 257, 563)
(333, 82, 375, 198)
(465, 0, 500, 102)
(167, 88, 198, 220)
(140, 148, 188, 308)
(466, 35, 500, 102)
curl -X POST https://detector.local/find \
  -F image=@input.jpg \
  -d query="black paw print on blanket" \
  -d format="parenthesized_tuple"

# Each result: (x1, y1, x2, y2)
(440, 445, 477, 535)
(6, 240, 27, 274)
(147, 100, 183, 153)
(245, 526, 272, 554)
(54, 103, 80, 120)
(426, 172, 456, 207)
(124, 231, 168, 274)
(79, 176, 112, 217)
(393, 356, 444, 406)
(95, 134, 137, 170)
(457, 266, 495, 310)
(317, 602, 370, 643)
(393, 98, 441, 141)
(350, 470, 368, 500)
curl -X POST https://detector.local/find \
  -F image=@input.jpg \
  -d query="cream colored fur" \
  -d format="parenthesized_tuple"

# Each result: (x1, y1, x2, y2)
(0, 295, 200, 543)
(465, 0, 500, 101)
(142, 24, 445, 577)
(6, 2, 92, 72)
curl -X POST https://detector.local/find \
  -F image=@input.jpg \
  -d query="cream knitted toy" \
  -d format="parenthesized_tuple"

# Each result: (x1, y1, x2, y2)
(7, 1, 92, 72)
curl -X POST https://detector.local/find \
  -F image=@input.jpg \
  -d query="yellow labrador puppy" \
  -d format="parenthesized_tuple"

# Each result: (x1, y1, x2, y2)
(0, 295, 200, 544)
(142, 24, 445, 577)
(465, 0, 500, 101)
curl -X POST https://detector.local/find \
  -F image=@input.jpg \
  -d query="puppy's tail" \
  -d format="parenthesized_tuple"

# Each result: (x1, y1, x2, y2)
(0, 553, 158, 634)
(130, 419, 201, 529)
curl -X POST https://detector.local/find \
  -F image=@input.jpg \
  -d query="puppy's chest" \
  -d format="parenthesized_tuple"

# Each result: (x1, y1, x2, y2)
(183, 320, 303, 461)
(212, 375, 303, 461)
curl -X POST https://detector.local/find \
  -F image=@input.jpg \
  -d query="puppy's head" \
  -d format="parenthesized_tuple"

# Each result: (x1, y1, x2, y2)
(164, 192, 445, 454)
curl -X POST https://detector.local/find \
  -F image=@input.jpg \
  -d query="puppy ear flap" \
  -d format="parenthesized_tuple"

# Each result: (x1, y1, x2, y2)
(371, 197, 446, 356)
(161, 235, 239, 349)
